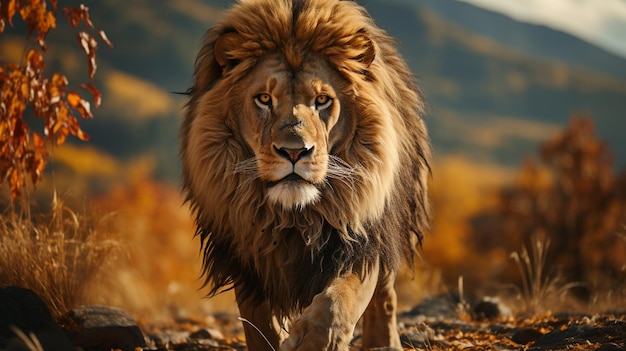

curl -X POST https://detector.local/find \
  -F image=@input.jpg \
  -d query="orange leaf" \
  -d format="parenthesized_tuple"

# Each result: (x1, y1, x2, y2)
(78, 31, 91, 54)
(76, 129, 90, 141)
(26, 49, 44, 72)
(33, 132, 44, 148)
(62, 6, 79, 27)
(55, 130, 67, 145)
(51, 72, 68, 87)
(79, 4, 93, 28)
(0, 0, 17, 27)
(67, 92, 92, 118)
(51, 118, 62, 135)
(77, 31, 98, 79)
(67, 91, 81, 107)
(31, 150, 46, 183)
(76, 98, 92, 118)
(62, 5, 93, 28)
(9, 165, 25, 200)
(81, 82, 101, 108)
(98, 29, 113, 47)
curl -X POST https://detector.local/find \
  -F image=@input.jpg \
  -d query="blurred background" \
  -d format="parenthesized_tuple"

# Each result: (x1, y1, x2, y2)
(1, 0, 625, 320)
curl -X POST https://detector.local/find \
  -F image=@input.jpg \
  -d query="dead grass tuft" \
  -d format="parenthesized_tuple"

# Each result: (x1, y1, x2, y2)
(0, 194, 121, 318)
(510, 237, 583, 314)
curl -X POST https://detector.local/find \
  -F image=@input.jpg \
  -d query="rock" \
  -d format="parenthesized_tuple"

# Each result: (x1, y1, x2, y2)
(597, 343, 625, 351)
(0, 286, 74, 351)
(400, 324, 436, 349)
(510, 327, 544, 345)
(473, 296, 511, 321)
(60, 305, 146, 351)
(401, 293, 465, 320)
(149, 330, 189, 347)
(402, 293, 512, 321)
(529, 323, 615, 351)
(189, 327, 224, 340)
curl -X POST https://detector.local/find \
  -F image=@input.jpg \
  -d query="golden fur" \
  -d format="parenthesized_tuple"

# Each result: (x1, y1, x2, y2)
(181, 0, 430, 349)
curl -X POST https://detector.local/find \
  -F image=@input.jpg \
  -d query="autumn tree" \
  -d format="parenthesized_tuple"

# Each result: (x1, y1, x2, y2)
(474, 116, 626, 298)
(0, 0, 112, 199)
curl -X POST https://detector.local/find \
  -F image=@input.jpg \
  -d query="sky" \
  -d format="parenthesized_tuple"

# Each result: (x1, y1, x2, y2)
(457, 0, 626, 59)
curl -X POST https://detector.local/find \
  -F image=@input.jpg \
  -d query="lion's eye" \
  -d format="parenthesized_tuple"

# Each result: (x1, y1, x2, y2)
(255, 93, 273, 109)
(314, 95, 332, 110)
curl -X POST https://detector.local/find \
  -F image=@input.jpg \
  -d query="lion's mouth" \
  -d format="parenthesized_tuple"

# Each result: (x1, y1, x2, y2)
(264, 172, 322, 208)
(266, 173, 307, 188)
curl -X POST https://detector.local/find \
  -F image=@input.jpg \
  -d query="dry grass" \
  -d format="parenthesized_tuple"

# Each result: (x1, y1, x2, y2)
(10, 327, 44, 351)
(0, 194, 121, 318)
(510, 237, 583, 314)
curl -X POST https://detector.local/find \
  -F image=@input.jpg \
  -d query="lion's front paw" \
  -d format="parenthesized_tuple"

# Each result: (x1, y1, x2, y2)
(279, 318, 351, 351)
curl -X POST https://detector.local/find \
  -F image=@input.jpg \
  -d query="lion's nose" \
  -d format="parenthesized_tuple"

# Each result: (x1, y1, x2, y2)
(274, 146, 313, 164)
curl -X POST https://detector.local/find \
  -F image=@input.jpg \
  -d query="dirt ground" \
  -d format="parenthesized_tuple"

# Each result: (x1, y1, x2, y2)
(139, 301, 626, 351)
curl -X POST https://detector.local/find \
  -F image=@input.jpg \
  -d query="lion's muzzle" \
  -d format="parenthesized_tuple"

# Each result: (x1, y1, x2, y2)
(257, 103, 330, 209)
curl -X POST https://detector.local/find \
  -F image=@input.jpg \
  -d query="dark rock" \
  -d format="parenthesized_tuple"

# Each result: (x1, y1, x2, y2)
(403, 293, 512, 321)
(149, 330, 189, 347)
(597, 343, 625, 351)
(429, 320, 478, 334)
(189, 327, 224, 340)
(473, 296, 511, 321)
(400, 324, 435, 349)
(0, 286, 73, 351)
(191, 338, 220, 348)
(529, 324, 606, 351)
(402, 293, 466, 319)
(60, 305, 146, 351)
(510, 327, 544, 345)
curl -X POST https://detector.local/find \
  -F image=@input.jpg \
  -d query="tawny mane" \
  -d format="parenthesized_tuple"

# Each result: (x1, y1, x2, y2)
(181, 0, 430, 318)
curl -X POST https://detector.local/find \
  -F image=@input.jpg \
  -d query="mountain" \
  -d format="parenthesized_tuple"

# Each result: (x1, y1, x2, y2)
(405, 0, 626, 79)
(2, 0, 625, 186)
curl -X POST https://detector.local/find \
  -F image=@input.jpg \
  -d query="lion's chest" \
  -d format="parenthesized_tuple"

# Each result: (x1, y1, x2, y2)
(237, 225, 350, 311)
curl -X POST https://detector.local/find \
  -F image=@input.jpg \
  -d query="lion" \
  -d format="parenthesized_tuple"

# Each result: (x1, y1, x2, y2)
(180, 0, 431, 350)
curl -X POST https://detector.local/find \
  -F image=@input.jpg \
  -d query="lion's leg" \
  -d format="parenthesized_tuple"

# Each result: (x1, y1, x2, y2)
(279, 262, 379, 351)
(235, 288, 285, 351)
(361, 270, 402, 350)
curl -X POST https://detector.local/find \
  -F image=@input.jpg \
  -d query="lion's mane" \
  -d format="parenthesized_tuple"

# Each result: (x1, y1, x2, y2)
(181, 0, 430, 318)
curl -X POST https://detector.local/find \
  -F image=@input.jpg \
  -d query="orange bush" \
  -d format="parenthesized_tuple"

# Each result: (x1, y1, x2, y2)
(473, 116, 626, 297)
(92, 177, 236, 318)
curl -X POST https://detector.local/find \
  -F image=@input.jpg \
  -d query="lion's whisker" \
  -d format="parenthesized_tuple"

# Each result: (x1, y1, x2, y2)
(326, 156, 359, 190)
(237, 317, 278, 351)
(231, 157, 258, 175)
(230, 157, 263, 190)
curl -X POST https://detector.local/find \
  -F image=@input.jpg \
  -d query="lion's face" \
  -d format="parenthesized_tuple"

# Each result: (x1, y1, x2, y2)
(235, 53, 351, 209)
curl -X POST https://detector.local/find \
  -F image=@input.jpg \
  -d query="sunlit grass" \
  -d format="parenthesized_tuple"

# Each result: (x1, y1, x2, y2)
(10, 327, 44, 351)
(0, 194, 121, 317)
(510, 237, 583, 314)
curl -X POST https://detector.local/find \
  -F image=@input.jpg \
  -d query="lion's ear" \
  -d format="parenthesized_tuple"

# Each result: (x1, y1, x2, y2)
(214, 32, 244, 73)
